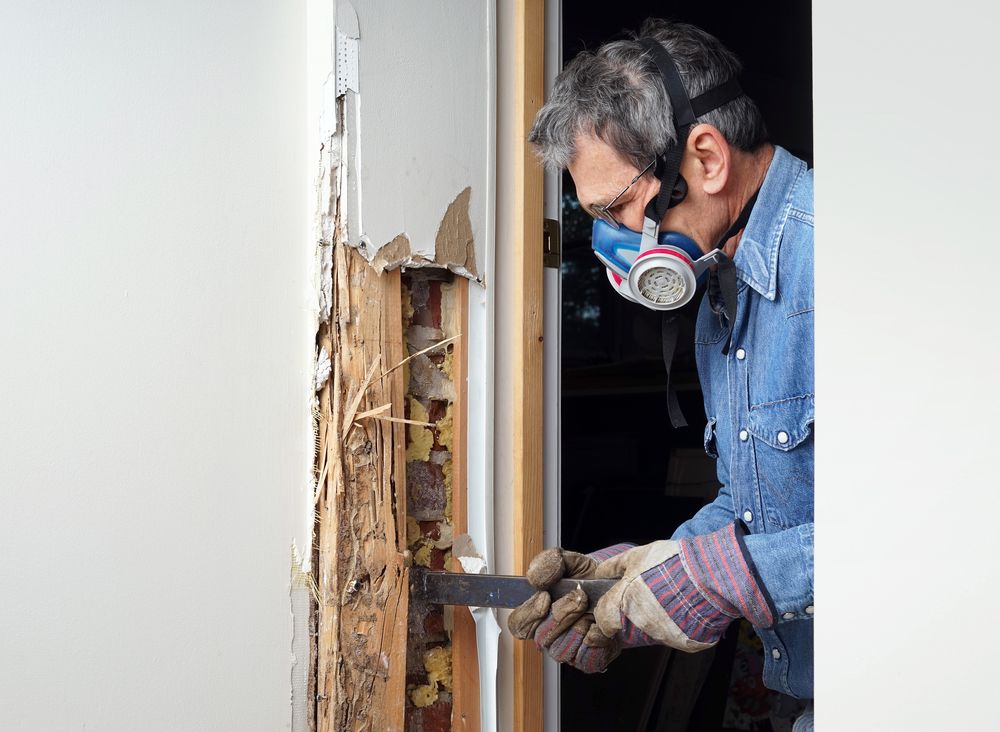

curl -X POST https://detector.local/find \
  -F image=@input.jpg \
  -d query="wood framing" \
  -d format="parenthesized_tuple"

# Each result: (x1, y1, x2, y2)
(512, 0, 546, 730)
(450, 278, 480, 732)
(315, 243, 409, 732)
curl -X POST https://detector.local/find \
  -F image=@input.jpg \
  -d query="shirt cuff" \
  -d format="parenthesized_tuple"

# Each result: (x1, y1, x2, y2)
(743, 522, 814, 622)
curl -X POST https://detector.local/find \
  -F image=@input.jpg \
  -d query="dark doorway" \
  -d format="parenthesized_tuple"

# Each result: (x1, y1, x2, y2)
(558, 4, 812, 730)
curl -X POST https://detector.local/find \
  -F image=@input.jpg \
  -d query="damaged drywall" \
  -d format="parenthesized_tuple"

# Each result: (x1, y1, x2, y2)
(339, 0, 492, 283)
(370, 188, 480, 280)
(434, 187, 479, 279)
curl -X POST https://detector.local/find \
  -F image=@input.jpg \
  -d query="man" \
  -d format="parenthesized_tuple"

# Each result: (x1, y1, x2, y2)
(508, 18, 814, 724)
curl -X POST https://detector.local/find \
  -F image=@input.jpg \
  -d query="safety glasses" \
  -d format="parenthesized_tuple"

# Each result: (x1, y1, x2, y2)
(582, 158, 656, 230)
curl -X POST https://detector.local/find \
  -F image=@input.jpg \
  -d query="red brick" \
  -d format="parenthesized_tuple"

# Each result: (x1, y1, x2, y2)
(421, 700, 453, 732)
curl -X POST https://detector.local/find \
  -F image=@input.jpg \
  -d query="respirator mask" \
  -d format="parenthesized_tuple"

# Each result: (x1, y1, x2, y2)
(590, 38, 747, 312)
(592, 219, 724, 310)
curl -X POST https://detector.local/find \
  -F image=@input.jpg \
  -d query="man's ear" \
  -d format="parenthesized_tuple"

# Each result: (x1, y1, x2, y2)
(685, 124, 730, 195)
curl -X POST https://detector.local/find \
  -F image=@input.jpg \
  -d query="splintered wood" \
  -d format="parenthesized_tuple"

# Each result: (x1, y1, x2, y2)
(315, 242, 409, 732)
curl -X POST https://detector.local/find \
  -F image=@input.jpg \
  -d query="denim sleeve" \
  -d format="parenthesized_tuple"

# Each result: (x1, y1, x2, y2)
(670, 481, 737, 540)
(744, 522, 814, 621)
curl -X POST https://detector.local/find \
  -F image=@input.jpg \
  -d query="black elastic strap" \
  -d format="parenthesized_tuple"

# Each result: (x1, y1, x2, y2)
(644, 140, 690, 224)
(661, 313, 687, 428)
(711, 190, 760, 355)
(637, 39, 744, 225)
(690, 79, 743, 117)
(639, 39, 696, 127)
(714, 258, 740, 356)
(639, 39, 695, 224)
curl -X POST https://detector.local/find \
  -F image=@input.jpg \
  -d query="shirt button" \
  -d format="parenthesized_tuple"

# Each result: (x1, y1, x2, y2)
(743, 510, 753, 523)
(805, 605, 814, 615)
(772, 648, 781, 660)
(739, 429, 749, 442)
(782, 612, 795, 620)
(735, 347, 746, 360)
(777, 431, 789, 445)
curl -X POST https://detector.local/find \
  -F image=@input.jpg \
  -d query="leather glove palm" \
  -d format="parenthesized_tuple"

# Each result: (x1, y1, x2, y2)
(509, 524, 776, 673)
(507, 544, 634, 673)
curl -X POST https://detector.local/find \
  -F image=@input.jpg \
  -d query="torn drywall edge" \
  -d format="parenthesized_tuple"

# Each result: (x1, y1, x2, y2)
(367, 186, 482, 282)
(314, 347, 331, 393)
(351, 180, 483, 283)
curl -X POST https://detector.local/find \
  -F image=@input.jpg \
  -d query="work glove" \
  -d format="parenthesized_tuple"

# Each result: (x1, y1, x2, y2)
(507, 543, 636, 673)
(509, 523, 776, 673)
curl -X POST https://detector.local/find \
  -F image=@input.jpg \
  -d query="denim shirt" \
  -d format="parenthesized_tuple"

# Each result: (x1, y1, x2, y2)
(671, 146, 815, 699)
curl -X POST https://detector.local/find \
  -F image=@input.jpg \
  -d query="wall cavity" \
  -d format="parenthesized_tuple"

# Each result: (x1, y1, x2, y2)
(402, 270, 461, 732)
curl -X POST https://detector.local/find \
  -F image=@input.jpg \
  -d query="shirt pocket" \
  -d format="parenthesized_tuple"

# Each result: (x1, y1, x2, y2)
(747, 397, 814, 451)
(747, 396, 814, 527)
(703, 416, 719, 458)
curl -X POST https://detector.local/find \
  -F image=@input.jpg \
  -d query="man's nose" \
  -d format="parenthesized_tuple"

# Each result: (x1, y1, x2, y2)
(619, 201, 648, 233)
(619, 179, 660, 232)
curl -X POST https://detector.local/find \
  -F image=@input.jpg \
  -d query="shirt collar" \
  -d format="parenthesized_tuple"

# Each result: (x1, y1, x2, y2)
(733, 146, 807, 301)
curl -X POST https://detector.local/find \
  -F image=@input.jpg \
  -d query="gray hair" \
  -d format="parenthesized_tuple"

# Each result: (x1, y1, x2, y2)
(528, 19, 768, 171)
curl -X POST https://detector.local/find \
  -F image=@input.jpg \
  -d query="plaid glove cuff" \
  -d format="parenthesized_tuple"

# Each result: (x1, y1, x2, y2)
(678, 523, 776, 628)
(586, 542, 636, 562)
(628, 554, 736, 646)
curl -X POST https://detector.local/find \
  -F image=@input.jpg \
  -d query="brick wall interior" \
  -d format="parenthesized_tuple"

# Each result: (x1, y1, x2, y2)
(402, 270, 460, 732)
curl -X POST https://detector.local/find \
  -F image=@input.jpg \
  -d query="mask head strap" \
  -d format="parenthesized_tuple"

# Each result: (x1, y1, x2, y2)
(637, 38, 745, 229)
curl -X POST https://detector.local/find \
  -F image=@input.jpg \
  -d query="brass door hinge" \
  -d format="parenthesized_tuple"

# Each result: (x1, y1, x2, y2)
(543, 218, 561, 269)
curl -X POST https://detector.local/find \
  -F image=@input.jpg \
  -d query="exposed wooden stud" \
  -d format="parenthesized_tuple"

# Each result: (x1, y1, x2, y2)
(315, 247, 409, 732)
(512, 0, 546, 730)
(450, 278, 480, 732)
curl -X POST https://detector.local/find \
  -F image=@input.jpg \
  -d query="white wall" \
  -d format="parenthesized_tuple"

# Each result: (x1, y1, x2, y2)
(815, 0, 1000, 728)
(0, 2, 312, 730)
